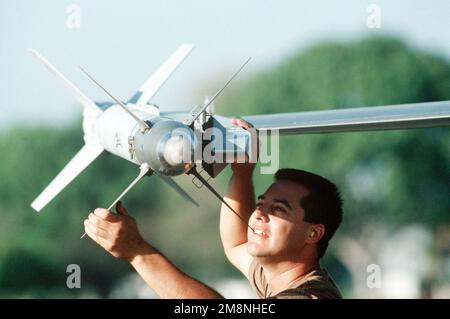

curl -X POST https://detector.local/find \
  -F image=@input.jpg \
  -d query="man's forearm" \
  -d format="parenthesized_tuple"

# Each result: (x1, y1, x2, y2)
(131, 243, 223, 299)
(220, 170, 255, 250)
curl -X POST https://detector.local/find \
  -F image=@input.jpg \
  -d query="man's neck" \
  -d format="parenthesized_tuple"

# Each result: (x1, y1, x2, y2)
(257, 257, 319, 296)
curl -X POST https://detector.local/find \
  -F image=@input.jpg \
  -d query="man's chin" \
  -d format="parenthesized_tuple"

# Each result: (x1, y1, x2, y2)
(247, 242, 269, 257)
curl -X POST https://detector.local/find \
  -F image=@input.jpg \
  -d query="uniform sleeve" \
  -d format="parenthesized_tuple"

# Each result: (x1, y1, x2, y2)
(248, 259, 266, 299)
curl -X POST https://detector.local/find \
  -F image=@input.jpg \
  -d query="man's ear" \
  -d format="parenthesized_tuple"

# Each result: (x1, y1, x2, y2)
(306, 224, 325, 244)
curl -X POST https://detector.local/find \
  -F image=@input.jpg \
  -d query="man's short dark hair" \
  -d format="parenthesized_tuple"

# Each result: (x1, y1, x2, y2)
(274, 168, 343, 258)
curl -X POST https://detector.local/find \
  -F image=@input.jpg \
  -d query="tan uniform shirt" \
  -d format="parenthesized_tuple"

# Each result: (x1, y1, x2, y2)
(248, 259, 343, 299)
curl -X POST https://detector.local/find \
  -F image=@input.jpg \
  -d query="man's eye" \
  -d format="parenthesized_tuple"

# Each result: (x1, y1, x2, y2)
(272, 206, 287, 214)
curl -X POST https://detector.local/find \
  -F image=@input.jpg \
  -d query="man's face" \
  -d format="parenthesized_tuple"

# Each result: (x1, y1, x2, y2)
(247, 180, 311, 259)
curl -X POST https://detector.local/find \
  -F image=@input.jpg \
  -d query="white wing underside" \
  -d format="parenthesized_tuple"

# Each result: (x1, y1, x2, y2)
(31, 143, 104, 212)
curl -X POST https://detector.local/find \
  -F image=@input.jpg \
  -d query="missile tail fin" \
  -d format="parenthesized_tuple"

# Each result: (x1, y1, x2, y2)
(31, 143, 104, 212)
(27, 48, 101, 114)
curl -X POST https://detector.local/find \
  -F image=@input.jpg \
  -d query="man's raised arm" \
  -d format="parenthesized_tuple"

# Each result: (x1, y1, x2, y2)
(220, 119, 256, 277)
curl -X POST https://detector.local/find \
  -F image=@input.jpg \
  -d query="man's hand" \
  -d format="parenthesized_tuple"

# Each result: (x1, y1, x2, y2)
(85, 202, 223, 299)
(84, 201, 149, 262)
(230, 118, 258, 176)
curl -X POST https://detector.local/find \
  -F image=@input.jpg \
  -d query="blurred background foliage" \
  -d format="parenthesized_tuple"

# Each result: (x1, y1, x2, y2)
(0, 36, 449, 298)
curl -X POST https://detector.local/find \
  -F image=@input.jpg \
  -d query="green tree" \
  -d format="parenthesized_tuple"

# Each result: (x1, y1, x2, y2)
(221, 36, 450, 230)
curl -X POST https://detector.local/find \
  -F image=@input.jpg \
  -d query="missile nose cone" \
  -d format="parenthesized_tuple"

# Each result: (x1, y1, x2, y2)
(163, 134, 193, 166)
(134, 119, 197, 176)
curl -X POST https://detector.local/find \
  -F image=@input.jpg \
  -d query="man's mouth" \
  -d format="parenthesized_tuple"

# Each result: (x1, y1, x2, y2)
(252, 228, 268, 237)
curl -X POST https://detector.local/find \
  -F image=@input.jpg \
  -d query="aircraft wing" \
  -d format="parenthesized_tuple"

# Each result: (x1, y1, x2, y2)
(241, 100, 450, 134)
(130, 44, 194, 106)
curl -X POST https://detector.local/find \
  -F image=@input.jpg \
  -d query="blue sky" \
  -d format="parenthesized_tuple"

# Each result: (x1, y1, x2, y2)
(1, 0, 449, 129)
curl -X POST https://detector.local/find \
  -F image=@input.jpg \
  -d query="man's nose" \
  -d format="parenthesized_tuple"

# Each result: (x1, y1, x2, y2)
(254, 207, 269, 223)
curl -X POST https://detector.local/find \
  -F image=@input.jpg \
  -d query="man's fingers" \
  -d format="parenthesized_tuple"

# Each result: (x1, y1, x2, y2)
(84, 219, 110, 239)
(230, 118, 239, 125)
(88, 212, 113, 231)
(94, 208, 118, 221)
(116, 201, 129, 216)
(231, 118, 259, 163)
(231, 118, 254, 130)
(84, 224, 112, 250)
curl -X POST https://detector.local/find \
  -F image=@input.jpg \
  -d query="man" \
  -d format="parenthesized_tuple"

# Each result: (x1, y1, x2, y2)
(84, 119, 343, 299)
